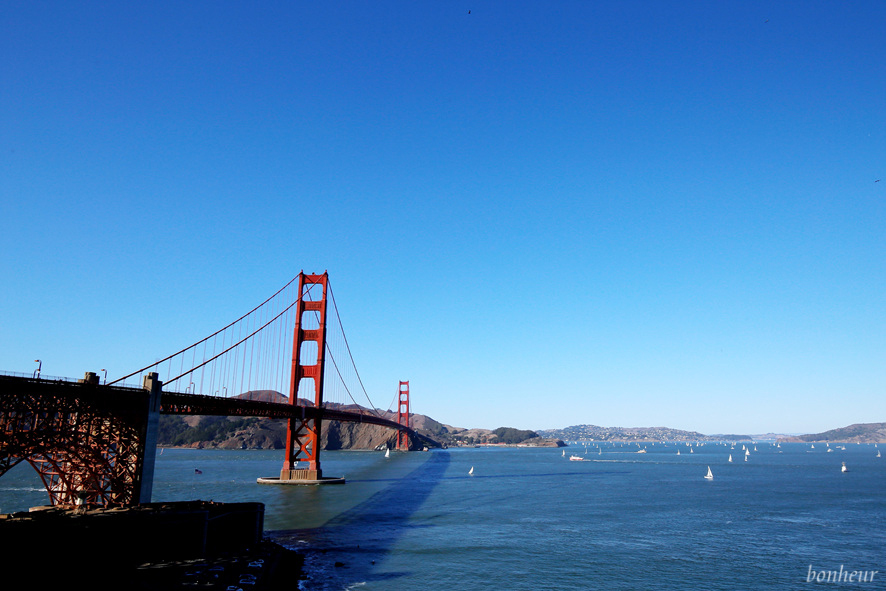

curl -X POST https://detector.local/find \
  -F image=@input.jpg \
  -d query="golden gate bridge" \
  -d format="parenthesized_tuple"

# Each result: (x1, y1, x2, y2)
(0, 272, 428, 508)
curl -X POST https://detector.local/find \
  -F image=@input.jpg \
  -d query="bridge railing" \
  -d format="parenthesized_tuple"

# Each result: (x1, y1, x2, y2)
(0, 370, 82, 383)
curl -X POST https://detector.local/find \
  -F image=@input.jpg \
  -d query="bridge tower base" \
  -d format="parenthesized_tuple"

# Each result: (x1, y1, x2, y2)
(257, 473, 345, 486)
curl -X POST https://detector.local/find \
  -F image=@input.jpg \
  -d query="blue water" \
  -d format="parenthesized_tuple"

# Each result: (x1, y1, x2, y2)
(2, 442, 885, 589)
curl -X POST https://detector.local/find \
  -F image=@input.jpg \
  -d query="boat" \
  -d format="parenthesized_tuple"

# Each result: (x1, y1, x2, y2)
(469, 466, 474, 475)
(704, 466, 713, 480)
(676, 450, 681, 455)
(637, 449, 647, 454)
(877, 450, 881, 458)
(728, 454, 732, 462)
(562, 449, 565, 457)
(569, 455, 584, 461)
(385, 448, 390, 458)
(841, 462, 848, 473)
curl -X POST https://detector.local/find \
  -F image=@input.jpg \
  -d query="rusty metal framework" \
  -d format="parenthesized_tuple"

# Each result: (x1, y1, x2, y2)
(0, 376, 149, 508)
(280, 272, 329, 481)
(397, 381, 410, 451)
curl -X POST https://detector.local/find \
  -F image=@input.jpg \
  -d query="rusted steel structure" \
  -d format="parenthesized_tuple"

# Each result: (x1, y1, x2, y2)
(397, 381, 410, 451)
(0, 373, 160, 507)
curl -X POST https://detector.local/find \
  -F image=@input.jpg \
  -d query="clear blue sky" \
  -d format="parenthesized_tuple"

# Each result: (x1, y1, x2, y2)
(2, 1, 883, 435)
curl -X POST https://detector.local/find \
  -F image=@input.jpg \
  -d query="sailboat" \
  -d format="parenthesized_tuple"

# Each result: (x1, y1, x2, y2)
(728, 454, 733, 462)
(841, 462, 848, 473)
(877, 450, 881, 458)
(469, 466, 474, 475)
(385, 448, 390, 458)
(562, 449, 566, 457)
(704, 466, 713, 480)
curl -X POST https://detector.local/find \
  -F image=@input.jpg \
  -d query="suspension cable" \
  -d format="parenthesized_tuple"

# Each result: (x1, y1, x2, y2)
(163, 296, 301, 386)
(328, 282, 382, 416)
(109, 275, 300, 385)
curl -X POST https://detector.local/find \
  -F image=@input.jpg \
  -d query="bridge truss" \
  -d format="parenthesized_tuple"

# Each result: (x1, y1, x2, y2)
(0, 375, 153, 507)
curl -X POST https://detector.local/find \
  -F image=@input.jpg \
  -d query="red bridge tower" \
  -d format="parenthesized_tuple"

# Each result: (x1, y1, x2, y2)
(278, 272, 337, 483)
(397, 381, 410, 451)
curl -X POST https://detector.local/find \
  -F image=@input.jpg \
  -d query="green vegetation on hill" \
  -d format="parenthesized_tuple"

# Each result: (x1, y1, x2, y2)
(492, 427, 539, 444)
(159, 416, 262, 447)
(783, 422, 886, 443)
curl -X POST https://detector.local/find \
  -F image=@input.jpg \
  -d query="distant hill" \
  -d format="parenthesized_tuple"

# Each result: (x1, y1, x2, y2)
(536, 424, 752, 442)
(778, 423, 886, 444)
(159, 390, 446, 451)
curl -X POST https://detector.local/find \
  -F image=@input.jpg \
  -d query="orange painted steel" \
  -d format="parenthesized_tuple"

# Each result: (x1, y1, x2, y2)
(397, 381, 410, 450)
(280, 272, 329, 480)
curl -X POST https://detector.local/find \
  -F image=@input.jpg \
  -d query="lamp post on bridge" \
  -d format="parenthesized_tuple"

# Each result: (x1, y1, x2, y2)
(101, 368, 107, 385)
(33, 359, 41, 379)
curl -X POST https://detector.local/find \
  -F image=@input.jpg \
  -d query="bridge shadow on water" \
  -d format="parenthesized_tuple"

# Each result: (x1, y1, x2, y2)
(267, 452, 628, 588)
(269, 450, 451, 588)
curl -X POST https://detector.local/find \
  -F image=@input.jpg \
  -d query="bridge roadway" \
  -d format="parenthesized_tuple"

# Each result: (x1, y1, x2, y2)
(0, 373, 424, 441)
(161, 389, 414, 433)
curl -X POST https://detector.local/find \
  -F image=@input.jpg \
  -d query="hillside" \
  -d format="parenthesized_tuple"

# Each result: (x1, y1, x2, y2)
(536, 424, 753, 442)
(777, 422, 886, 444)
(158, 390, 445, 451)
(157, 391, 563, 450)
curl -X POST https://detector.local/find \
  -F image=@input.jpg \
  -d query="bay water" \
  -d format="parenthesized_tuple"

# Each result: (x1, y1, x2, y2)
(2, 442, 884, 589)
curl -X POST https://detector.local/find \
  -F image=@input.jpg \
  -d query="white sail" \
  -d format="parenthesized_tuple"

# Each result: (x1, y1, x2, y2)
(728, 454, 732, 462)
(385, 448, 390, 458)
(704, 466, 713, 480)
(469, 466, 474, 475)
